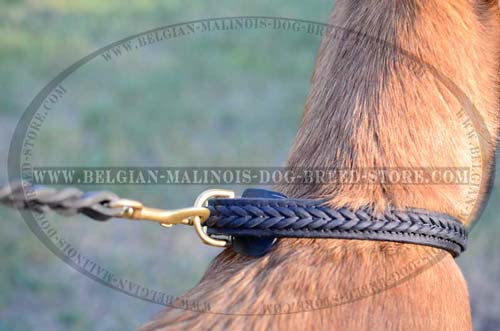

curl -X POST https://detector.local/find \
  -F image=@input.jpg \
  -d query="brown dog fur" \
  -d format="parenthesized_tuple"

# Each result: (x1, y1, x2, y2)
(141, 0, 500, 330)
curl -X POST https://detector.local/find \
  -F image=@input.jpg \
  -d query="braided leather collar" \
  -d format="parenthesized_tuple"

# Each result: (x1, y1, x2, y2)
(205, 189, 467, 257)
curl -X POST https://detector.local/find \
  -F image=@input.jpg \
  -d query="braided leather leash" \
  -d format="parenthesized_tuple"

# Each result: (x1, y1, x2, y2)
(0, 181, 121, 220)
(0, 183, 467, 257)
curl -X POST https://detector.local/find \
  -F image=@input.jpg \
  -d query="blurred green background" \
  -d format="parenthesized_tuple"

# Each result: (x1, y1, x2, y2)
(0, 1, 499, 330)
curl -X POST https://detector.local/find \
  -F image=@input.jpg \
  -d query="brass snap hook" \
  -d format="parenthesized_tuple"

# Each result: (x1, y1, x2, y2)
(109, 199, 209, 228)
(108, 189, 235, 247)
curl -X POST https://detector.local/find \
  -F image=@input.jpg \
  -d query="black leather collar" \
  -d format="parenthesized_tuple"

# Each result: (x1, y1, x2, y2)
(205, 188, 468, 257)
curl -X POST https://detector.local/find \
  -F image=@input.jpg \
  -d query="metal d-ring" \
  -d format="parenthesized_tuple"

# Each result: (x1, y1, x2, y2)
(192, 189, 235, 247)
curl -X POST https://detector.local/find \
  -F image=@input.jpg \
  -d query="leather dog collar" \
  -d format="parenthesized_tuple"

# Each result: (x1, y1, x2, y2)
(205, 188, 467, 257)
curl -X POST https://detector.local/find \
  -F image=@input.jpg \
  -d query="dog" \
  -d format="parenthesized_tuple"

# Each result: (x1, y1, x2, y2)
(141, 1, 500, 330)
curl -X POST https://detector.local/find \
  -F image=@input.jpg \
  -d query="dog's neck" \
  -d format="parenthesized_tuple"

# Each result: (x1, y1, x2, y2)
(283, 0, 500, 225)
(141, 2, 499, 330)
